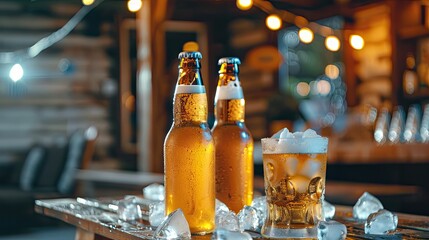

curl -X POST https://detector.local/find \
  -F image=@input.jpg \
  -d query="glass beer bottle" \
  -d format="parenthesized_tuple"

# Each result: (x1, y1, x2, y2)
(212, 57, 254, 213)
(164, 51, 215, 234)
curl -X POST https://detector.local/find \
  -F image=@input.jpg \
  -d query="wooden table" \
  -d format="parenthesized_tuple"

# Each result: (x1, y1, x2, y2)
(35, 198, 429, 240)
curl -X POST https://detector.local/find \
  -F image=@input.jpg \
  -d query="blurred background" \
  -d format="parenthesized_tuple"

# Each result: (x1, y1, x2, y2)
(0, 0, 429, 237)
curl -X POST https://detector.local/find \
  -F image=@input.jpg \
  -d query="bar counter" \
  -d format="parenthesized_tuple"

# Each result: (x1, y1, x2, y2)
(35, 198, 429, 240)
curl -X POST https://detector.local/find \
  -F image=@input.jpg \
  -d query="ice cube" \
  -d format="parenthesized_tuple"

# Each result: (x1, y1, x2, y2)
(237, 206, 260, 231)
(300, 159, 322, 179)
(216, 210, 240, 231)
(143, 183, 165, 201)
(285, 157, 298, 176)
(117, 196, 142, 221)
(216, 199, 229, 214)
(303, 129, 318, 138)
(323, 200, 335, 220)
(154, 208, 191, 239)
(365, 209, 398, 235)
(279, 128, 290, 139)
(317, 220, 347, 240)
(251, 196, 267, 226)
(353, 192, 384, 220)
(293, 131, 303, 138)
(149, 201, 165, 227)
(289, 175, 310, 193)
(211, 228, 252, 240)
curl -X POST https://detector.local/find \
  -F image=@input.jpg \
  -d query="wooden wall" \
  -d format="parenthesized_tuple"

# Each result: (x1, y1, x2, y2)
(0, 2, 117, 163)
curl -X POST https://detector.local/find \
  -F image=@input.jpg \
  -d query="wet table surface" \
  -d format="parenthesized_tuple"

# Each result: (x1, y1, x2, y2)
(35, 198, 429, 240)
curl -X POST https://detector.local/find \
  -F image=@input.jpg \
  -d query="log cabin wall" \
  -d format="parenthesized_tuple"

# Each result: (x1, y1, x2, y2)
(0, 2, 117, 165)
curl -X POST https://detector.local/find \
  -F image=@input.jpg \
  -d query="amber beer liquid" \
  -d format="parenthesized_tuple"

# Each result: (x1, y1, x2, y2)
(164, 52, 215, 234)
(261, 135, 328, 239)
(212, 57, 253, 213)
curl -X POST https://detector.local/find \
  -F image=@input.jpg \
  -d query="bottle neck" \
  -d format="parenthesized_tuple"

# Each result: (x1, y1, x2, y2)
(173, 57, 207, 124)
(214, 73, 245, 124)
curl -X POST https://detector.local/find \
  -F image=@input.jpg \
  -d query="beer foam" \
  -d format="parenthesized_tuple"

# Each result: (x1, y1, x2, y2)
(175, 85, 206, 94)
(262, 128, 328, 154)
(214, 86, 243, 100)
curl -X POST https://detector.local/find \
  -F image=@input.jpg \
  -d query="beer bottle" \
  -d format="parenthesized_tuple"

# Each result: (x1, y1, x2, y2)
(164, 51, 215, 234)
(212, 57, 254, 213)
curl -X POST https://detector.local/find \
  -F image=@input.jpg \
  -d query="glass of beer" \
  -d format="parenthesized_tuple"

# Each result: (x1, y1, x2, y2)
(261, 128, 328, 239)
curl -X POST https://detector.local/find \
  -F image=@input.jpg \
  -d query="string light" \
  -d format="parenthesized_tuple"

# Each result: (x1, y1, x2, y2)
(82, 0, 95, 5)
(298, 27, 314, 44)
(9, 63, 24, 82)
(128, 0, 142, 12)
(249, 0, 364, 50)
(266, 14, 282, 31)
(236, 0, 253, 10)
(325, 36, 340, 52)
(350, 34, 364, 50)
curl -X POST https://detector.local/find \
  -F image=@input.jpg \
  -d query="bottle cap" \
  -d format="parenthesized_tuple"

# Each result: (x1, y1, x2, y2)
(178, 51, 202, 59)
(218, 57, 241, 65)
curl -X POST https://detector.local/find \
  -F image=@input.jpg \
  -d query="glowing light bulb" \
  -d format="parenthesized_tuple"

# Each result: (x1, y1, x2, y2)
(82, 0, 95, 5)
(325, 36, 340, 52)
(266, 14, 282, 31)
(128, 0, 142, 12)
(298, 27, 314, 44)
(236, 0, 253, 10)
(9, 63, 24, 82)
(296, 82, 310, 96)
(325, 64, 340, 79)
(350, 34, 364, 50)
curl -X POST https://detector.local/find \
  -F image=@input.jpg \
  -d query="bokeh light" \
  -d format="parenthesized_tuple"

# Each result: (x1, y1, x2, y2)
(298, 27, 314, 44)
(325, 64, 340, 79)
(350, 34, 364, 50)
(266, 14, 282, 31)
(82, 0, 95, 5)
(128, 0, 142, 12)
(296, 82, 310, 96)
(325, 36, 340, 51)
(236, 0, 253, 10)
(9, 63, 24, 82)
(317, 79, 331, 96)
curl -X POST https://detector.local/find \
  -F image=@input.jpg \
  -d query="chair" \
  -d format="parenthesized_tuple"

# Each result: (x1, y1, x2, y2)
(0, 126, 98, 233)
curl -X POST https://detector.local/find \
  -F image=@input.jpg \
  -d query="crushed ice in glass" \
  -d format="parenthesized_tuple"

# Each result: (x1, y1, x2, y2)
(251, 196, 267, 225)
(353, 192, 384, 220)
(317, 220, 347, 240)
(117, 196, 143, 221)
(149, 201, 165, 227)
(365, 209, 398, 235)
(215, 210, 240, 231)
(154, 208, 191, 239)
(323, 199, 336, 220)
(143, 183, 165, 201)
(237, 205, 261, 232)
(211, 228, 252, 240)
(216, 199, 229, 213)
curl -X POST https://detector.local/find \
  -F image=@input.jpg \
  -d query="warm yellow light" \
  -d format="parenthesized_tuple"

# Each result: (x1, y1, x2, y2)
(350, 34, 364, 50)
(296, 82, 310, 96)
(298, 27, 314, 44)
(82, 0, 94, 5)
(236, 0, 253, 10)
(325, 64, 340, 79)
(325, 36, 340, 52)
(128, 0, 142, 12)
(266, 14, 282, 31)
(317, 80, 331, 95)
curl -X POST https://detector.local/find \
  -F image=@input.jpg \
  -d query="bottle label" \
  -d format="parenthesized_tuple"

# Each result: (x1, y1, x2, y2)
(175, 85, 206, 94)
(215, 85, 244, 101)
